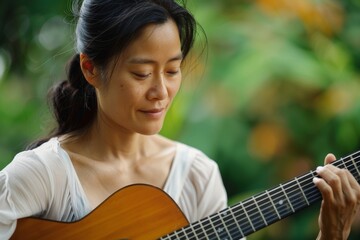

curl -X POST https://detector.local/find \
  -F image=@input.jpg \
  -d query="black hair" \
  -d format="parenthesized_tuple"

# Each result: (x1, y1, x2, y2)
(27, 0, 197, 149)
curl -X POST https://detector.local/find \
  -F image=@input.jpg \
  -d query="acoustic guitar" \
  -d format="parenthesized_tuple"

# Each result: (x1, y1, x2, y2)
(11, 150, 360, 240)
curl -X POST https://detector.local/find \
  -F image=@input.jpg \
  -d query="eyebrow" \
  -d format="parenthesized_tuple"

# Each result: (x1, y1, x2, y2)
(127, 53, 183, 65)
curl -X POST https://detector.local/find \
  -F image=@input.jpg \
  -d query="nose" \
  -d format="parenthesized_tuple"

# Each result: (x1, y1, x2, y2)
(147, 73, 168, 100)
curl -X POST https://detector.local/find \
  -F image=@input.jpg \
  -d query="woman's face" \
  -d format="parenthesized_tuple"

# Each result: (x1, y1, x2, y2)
(95, 20, 183, 135)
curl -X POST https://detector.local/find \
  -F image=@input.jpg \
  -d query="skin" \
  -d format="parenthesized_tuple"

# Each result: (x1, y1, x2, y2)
(60, 19, 360, 238)
(315, 154, 360, 240)
(61, 19, 182, 208)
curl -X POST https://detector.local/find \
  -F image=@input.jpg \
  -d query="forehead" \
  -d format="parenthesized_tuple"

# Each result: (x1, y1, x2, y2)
(120, 20, 182, 63)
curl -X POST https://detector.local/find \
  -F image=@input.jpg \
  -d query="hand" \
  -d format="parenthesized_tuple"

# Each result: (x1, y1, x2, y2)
(313, 154, 360, 240)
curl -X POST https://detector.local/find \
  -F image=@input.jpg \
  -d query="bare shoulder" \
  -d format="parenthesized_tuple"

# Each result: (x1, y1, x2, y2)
(57, 134, 80, 152)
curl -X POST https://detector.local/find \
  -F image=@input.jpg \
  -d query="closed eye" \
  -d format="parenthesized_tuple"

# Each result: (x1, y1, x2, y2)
(167, 70, 180, 76)
(132, 72, 151, 80)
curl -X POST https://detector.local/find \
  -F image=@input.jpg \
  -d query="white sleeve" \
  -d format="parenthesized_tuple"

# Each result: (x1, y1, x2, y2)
(173, 147, 228, 223)
(0, 151, 52, 239)
(180, 149, 246, 239)
(190, 155, 228, 220)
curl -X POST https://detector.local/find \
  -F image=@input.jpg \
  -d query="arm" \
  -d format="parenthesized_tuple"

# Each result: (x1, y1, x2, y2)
(314, 154, 360, 240)
(196, 161, 228, 219)
(194, 157, 247, 240)
(0, 151, 52, 239)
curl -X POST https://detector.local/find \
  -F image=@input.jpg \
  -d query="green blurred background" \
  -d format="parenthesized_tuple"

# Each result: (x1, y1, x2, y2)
(1, 0, 360, 239)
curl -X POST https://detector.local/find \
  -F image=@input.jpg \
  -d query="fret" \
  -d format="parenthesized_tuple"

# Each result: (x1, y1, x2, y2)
(266, 190, 281, 220)
(220, 207, 245, 240)
(256, 192, 279, 225)
(239, 201, 256, 233)
(252, 196, 268, 226)
(208, 216, 220, 239)
(295, 177, 310, 206)
(173, 230, 182, 240)
(298, 172, 314, 199)
(279, 183, 295, 212)
(333, 159, 342, 169)
(183, 225, 196, 239)
(170, 232, 180, 240)
(268, 187, 293, 219)
(227, 207, 245, 238)
(171, 228, 186, 240)
(243, 198, 266, 231)
(340, 157, 356, 180)
(201, 217, 219, 239)
(177, 229, 188, 240)
(340, 157, 348, 170)
(343, 154, 360, 183)
(209, 213, 231, 239)
(231, 202, 254, 236)
(160, 150, 360, 240)
(351, 155, 360, 179)
(197, 220, 208, 240)
(168, 233, 179, 240)
(162, 234, 174, 240)
(159, 234, 169, 240)
(172, 234, 180, 240)
(343, 156, 354, 170)
(302, 171, 321, 204)
(219, 212, 232, 238)
(191, 222, 206, 239)
(283, 180, 308, 212)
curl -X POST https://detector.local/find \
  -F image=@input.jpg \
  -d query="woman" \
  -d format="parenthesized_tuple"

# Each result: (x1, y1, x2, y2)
(0, 0, 359, 239)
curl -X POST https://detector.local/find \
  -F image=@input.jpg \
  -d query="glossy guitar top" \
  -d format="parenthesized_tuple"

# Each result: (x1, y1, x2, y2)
(12, 184, 188, 240)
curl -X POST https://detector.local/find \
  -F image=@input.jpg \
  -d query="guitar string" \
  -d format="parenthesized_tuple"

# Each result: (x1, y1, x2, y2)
(185, 153, 360, 240)
(225, 153, 359, 239)
(163, 152, 360, 240)
(191, 172, 318, 239)
(240, 153, 358, 239)
(165, 155, 360, 240)
(191, 153, 360, 239)
(220, 154, 360, 239)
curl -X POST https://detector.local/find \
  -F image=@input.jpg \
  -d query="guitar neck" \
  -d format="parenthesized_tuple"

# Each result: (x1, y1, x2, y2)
(161, 151, 360, 239)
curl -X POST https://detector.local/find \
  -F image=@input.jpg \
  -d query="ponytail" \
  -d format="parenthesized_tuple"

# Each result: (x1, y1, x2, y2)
(27, 54, 97, 149)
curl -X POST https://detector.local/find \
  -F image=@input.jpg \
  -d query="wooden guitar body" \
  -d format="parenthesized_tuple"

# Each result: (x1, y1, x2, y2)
(11, 150, 360, 239)
(11, 184, 188, 240)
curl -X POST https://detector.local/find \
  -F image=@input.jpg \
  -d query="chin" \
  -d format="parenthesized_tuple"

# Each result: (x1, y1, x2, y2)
(137, 125, 163, 136)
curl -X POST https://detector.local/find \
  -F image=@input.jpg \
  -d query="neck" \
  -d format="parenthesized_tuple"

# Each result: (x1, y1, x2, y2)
(98, 120, 150, 160)
(66, 117, 154, 163)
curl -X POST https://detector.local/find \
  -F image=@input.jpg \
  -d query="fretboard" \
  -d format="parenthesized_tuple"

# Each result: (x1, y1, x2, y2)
(160, 150, 360, 240)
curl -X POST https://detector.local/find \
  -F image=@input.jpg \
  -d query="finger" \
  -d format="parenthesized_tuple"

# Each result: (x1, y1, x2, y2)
(343, 170, 360, 203)
(313, 176, 334, 201)
(324, 153, 336, 165)
(316, 165, 343, 201)
(338, 169, 356, 200)
(343, 168, 360, 189)
(317, 165, 360, 206)
(321, 163, 359, 193)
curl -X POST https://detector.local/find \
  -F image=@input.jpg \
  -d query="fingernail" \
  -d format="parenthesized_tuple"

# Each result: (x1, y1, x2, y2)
(313, 177, 320, 184)
(316, 166, 324, 173)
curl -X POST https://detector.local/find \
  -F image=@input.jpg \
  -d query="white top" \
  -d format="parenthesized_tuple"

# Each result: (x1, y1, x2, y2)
(0, 138, 228, 239)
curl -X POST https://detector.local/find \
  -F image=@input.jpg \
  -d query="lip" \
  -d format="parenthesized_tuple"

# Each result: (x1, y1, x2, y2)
(139, 108, 165, 118)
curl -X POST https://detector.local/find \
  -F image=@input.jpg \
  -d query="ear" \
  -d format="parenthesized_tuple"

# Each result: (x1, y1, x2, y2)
(79, 53, 101, 88)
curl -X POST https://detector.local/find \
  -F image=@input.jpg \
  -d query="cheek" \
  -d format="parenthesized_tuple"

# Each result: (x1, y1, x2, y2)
(98, 82, 137, 109)
(168, 78, 182, 98)
(121, 84, 151, 112)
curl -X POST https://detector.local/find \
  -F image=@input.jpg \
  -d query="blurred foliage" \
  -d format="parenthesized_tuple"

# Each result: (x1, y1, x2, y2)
(1, 0, 360, 239)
